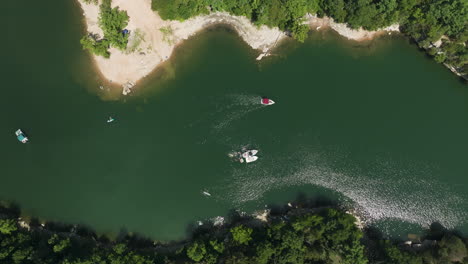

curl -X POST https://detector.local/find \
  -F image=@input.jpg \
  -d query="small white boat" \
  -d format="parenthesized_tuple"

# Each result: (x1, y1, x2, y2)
(107, 117, 115, 123)
(245, 156, 258, 163)
(240, 149, 259, 163)
(242, 150, 258, 158)
(15, 129, 28, 143)
(202, 191, 211, 196)
(261, 98, 275, 106)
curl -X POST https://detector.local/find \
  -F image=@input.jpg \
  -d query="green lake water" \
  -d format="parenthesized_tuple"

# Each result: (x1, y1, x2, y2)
(1, 0, 467, 240)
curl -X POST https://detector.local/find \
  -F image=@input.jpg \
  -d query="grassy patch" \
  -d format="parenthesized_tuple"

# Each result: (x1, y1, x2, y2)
(126, 29, 146, 54)
(159, 26, 174, 45)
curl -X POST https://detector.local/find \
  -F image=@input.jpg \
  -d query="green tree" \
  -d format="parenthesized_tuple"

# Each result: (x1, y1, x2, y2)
(81, 0, 129, 57)
(83, 0, 98, 4)
(187, 241, 207, 262)
(230, 225, 253, 245)
(320, 0, 348, 22)
(438, 235, 468, 262)
(209, 239, 225, 253)
(99, 0, 130, 50)
(384, 243, 423, 264)
(0, 219, 17, 235)
(11, 247, 32, 264)
(53, 238, 71, 253)
(435, 53, 447, 63)
(255, 242, 275, 264)
(152, 0, 209, 20)
(291, 23, 310, 42)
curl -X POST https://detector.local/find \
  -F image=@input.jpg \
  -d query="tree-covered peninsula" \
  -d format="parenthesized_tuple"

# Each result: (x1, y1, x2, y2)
(151, 0, 467, 78)
(1, 203, 467, 264)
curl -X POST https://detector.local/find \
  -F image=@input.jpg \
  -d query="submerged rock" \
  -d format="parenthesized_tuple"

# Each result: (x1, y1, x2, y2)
(122, 81, 136, 95)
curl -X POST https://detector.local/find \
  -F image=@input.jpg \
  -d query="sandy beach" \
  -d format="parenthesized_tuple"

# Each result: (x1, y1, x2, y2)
(78, 0, 399, 94)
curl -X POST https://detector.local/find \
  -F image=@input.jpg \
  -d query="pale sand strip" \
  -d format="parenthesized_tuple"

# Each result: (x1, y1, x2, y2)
(77, 0, 399, 94)
(307, 14, 399, 41)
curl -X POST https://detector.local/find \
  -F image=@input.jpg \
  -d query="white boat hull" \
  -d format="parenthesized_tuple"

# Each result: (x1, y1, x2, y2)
(240, 149, 259, 163)
(245, 156, 258, 163)
(242, 150, 258, 158)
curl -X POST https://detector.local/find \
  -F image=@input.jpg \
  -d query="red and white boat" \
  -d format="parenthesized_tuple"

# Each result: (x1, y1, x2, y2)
(261, 97, 275, 105)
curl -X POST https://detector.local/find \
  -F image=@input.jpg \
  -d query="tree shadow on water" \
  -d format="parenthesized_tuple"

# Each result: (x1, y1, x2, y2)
(268, 193, 339, 217)
(184, 193, 340, 241)
(0, 202, 21, 218)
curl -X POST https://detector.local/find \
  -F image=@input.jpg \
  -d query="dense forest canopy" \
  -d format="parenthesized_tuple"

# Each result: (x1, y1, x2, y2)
(1, 203, 467, 264)
(151, 0, 467, 76)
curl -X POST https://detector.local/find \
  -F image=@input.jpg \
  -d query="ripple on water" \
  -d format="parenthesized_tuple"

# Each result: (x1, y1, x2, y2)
(212, 94, 263, 131)
(220, 149, 467, 231)
(198, 93, 467, 231)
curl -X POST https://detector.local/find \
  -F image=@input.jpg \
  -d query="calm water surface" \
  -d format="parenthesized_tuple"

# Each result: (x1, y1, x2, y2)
(1, 0, 467, 240)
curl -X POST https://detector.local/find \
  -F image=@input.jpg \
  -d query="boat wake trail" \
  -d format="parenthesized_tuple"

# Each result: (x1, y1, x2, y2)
(221, 149, 467, 231)
(212, 94, 263, 131)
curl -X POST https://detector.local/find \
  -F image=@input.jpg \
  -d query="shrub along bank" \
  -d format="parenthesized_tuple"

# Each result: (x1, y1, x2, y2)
(0, 203, 467, 264)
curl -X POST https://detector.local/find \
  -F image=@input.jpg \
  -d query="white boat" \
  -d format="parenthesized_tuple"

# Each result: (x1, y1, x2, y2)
(202, 191, 211, 196)
(242, 150, 258, 158)
(15, 129, 28, 143)
(245, 156, 258, 163)
(240, 149, 259, 163)
(107, 117, 115, 123)
(261, 98, 275, 105)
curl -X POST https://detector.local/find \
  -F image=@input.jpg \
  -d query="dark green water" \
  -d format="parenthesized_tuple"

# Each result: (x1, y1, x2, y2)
(2, 0, 467, 240)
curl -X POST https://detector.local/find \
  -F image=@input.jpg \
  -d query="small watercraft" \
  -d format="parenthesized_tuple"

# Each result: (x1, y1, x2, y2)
(202, 191, 211, 197)
(245, 155, 258, 163)
(107, 117, 115, 123)
(242, 150, 258, 158)
(241, 149, 259, 163)
(15, 129, 28, 143)
(261, 97, 275, 106)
